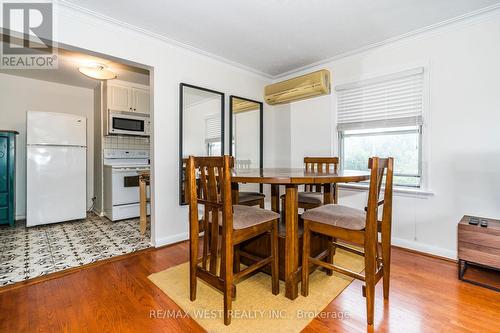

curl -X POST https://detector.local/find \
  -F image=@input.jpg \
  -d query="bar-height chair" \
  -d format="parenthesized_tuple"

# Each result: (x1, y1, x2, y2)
(188, 156, 279, 326)
(301, 157, 394, 326)
(281, 157, 340, 211)
(234, 159, 265, 208)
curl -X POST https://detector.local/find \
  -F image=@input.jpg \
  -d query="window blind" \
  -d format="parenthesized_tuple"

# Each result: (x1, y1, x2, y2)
(205, 114, 221, 143)
(336, 67, 424, 131)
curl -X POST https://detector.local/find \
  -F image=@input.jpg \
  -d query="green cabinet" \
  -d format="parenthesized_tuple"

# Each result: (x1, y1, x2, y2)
(0, 130, 18, 226)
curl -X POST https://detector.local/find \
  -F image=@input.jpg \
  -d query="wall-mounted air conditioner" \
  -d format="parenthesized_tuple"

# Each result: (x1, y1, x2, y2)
(264, 69, 331, 105)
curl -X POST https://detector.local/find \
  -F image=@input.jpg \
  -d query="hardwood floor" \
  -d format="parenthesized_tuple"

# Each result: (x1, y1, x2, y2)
(0, 242, 498, 332)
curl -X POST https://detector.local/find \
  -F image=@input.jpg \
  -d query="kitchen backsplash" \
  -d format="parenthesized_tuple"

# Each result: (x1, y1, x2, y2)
(103, 136, 150, 150)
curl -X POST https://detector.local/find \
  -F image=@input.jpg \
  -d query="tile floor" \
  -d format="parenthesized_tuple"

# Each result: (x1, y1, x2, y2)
(0, 213, 151, 286)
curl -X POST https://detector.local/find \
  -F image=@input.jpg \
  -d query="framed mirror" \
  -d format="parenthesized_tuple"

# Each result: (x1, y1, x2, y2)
(179, 83, 225, 205)
(229, 96, 263, 191)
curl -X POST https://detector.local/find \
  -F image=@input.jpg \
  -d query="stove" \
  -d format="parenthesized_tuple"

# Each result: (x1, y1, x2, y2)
(103, 149, 150, 221)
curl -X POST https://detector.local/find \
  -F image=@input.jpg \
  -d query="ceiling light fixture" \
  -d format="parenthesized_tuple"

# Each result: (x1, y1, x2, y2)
(78, 63, 117, 80)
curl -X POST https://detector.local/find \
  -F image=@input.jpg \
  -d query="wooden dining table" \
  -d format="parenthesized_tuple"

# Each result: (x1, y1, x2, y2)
(231, 168, 370, 300)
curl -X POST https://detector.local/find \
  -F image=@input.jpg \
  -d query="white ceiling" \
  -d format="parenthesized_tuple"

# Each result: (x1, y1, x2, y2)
(64, 0, 500, 77)
(0, 42, 150, 88)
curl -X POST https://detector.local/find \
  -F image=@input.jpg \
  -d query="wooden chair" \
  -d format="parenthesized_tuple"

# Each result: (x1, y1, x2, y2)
(235, 159, 265, 208)
(188, 156, 279, 326)
(301, 157, 394, 326)
(281, 157, 340, 212)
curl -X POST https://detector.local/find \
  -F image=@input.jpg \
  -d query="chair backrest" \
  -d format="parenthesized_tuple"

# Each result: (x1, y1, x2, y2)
(365, 157, 394, 241)
(187, 155, 234, 274)
(304, 157, 339, 192)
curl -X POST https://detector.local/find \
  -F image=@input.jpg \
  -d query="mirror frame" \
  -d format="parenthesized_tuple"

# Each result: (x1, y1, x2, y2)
(229, 95, 264, 178)
(179, 83, 225, 205)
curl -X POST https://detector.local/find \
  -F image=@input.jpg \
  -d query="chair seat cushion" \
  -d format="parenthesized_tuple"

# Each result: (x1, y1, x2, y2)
(301, 204, 366, 230)
(280, 192, 323, 204)
(217, 205, 279, 230)
(238, 191, 265, 203)
(298, 192, 323, 204)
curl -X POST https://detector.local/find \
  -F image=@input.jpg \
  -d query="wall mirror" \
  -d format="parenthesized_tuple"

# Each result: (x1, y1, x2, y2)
(179, 83, 225, 205)
(229, 96, 263, 191)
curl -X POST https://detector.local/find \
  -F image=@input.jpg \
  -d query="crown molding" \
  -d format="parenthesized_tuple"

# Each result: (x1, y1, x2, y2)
(273, 3, 500, 80)
(57, 1, 500, 81)
(57, 0, 273, 80)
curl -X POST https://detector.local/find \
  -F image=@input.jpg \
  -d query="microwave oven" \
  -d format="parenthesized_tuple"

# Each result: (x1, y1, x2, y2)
(108, 110, 150, 136)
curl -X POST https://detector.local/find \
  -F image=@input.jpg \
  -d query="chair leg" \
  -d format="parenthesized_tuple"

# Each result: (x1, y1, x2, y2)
(364, 249, 376, 325)
(189, 229, 198, 301)
(381, 225, 391, 299)
(325, 236, 334, 276)
(301, 220, 311, 297)
(271, 220, 279, 295)
(223, 239, 234, 326)
(259, 198, 265, 209)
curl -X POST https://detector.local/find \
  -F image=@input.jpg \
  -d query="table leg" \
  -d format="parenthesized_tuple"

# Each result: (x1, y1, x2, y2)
(231, 182, 239, 204)
(139, 178, 147, 235)
(323, 183, 335, 275)
(284, 184, 298, 300)
(323, 183, 333, 205)
(271, 184, 280, 214)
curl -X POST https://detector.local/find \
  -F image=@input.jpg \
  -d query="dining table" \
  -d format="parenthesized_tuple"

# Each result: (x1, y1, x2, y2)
(231, 167, 370, 300)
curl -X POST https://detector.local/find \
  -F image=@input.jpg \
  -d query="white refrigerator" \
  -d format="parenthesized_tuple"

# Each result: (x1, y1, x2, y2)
(26, 111, 87, 227)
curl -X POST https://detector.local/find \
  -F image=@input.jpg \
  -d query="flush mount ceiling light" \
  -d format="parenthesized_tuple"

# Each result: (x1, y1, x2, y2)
(78, 63, 117, 80)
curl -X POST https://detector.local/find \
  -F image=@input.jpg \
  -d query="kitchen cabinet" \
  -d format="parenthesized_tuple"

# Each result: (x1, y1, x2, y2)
(107, 84, 131, 112)
(107, 82, 150, 114)
(132, 88, 150, 114)
(0, 130, 18, 226)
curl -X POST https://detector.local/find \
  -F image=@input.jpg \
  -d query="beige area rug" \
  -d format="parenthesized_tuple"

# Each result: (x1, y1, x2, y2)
(148, 249, 364, 333)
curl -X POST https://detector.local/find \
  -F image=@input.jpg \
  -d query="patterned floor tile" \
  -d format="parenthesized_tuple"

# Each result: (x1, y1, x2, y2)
(0, 213, 151, 286)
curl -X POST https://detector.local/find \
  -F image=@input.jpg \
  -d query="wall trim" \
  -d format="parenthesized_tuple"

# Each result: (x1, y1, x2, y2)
(57, 0, 273, 80)
(154, 232, 189, 248)
(392, 237, 456, 260)
(273, 3, 500, 79)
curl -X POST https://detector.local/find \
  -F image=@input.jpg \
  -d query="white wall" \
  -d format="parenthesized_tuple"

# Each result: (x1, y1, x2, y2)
(0, 73, 94, 218)
(272, 10, 500, 258)
(43, 3, 273, 246)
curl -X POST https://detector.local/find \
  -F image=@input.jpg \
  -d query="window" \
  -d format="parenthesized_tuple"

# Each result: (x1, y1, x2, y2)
(205, 114, 222, 156)
(336, 68, 424, 187)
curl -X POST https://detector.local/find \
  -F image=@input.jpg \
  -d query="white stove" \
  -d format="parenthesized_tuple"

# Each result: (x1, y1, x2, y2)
(103, 149, 150, 221)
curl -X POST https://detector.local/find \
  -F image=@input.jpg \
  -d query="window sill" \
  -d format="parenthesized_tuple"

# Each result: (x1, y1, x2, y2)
(338, 183, 434, 198)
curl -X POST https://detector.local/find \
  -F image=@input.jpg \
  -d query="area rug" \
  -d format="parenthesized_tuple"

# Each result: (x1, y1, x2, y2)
(148, 248, 364, 333)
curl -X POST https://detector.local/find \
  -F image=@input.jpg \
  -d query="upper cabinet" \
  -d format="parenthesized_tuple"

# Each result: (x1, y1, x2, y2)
(106, 81, 150, 114)
(132, 88, 150, 114)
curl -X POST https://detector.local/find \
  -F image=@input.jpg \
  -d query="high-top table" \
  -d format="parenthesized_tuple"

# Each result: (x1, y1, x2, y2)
(231, 168, 370, 300)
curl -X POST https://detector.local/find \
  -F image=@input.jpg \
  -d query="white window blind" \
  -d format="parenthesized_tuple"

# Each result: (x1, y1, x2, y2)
(205, 114, 221, 143)
(336, 67, 424, 131)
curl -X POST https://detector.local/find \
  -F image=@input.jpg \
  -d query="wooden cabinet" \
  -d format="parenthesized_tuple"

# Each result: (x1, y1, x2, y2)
(458, 215, 500, 291)
(107, 82, 150, 114)
(0, 130, 18, 226)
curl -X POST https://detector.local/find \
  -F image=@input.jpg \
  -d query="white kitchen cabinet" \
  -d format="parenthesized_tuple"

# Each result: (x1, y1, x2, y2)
(132, 88, 150, 114)
(107, 84, 132, 111)
(107, 82, 150, 114)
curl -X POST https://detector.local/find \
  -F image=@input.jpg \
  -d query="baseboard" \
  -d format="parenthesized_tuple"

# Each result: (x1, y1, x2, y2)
(154, 232, 189, 248)
(392, 237, 456, 260)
